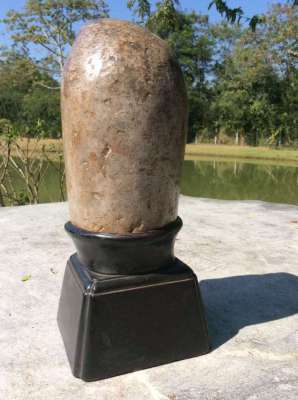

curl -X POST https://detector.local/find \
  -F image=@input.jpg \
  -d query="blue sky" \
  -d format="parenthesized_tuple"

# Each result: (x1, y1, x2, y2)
(0, 0, 288, 46)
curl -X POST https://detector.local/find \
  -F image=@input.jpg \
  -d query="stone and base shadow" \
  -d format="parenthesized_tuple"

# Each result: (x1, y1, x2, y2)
(201, 273, 298, 349)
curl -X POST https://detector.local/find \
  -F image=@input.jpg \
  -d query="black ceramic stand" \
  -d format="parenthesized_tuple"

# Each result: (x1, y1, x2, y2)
(57, 217, 210, 381)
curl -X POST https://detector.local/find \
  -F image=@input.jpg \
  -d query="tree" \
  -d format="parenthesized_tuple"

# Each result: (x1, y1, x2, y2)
(2, 0, 109, 79)
(142, 5, 215, 141)
(2, 1, 298, 144)
(209, 3, 298, 146)
(264, 4, 298, 144)
(128, 0, 298, 30)
(0, 51, 61, 137)
(1, 1, 110, 138)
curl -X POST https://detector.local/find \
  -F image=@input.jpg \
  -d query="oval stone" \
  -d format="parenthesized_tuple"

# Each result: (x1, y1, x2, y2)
(62, 19, 188, 233)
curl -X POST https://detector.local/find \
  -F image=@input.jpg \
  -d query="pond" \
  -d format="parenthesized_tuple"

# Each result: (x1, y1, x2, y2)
(2, 156, 298, 205)
(181, 157, 298, 205)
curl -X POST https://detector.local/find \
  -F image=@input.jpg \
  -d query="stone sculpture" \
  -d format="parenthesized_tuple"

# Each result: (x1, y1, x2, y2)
(58, 19, 209, 382)
(61, 19, 188, 234)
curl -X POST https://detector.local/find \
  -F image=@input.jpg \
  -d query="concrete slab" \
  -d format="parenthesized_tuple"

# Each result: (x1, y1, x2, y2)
(0, 196, 297, 400)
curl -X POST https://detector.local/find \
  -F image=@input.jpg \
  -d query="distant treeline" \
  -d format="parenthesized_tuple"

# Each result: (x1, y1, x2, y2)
(0, 1, 297, 146)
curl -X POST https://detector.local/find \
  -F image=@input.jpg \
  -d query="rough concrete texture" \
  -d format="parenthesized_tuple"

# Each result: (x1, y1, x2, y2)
(1, 196, 298, 400)
(62, 19, 187, 233)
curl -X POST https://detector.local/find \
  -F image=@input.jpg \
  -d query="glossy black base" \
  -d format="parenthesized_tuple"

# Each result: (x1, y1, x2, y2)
(65, 217, 182, 275)
(57, 254, 210, 381)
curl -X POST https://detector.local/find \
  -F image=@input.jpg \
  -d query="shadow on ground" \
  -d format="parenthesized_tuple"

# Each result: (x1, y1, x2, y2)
(200, 273, 298, 349)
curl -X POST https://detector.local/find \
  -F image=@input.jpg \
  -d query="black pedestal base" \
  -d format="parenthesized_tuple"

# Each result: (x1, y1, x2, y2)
(57, 255, 210, 381)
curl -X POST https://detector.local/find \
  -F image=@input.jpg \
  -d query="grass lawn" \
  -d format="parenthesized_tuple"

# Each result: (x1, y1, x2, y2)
(2, 139, 298, 164)
(185, 144, 298, 164)
(0, 138, 64, 160)
(16, 138, 64, 153)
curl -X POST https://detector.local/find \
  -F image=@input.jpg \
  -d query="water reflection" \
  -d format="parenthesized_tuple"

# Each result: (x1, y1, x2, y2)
(2, 157, 298, 205)
(181, 158, 298, 205)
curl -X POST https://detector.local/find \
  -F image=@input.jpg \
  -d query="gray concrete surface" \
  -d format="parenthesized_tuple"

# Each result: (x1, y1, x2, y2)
(0, 196, 297, 400)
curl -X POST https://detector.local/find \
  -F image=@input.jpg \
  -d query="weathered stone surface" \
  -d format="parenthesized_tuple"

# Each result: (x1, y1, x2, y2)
(62, 19, 187, 233)
(1, 198, 298, 399)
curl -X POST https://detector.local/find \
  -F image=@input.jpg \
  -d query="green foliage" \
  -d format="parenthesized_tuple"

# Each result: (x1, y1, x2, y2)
(212, 4, 298, 145)
(127, 2, 298, 145)
(147, 1, 180, 35)
(129, 0, 294, 29)
(0, 53, 61, 138)
(0, 119, 19, 142)
(127, 0, 151, 21)
(0, 0, 110, 138)
(2, 0, 109, 76)
(249, 15, 266, 32)
(1, 1, 298, 145)
(146, 8, 214, 141)
(208, 0, 243, 24)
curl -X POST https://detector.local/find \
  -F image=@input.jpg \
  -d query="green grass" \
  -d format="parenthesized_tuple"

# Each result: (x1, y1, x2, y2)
(185, 144, 298, 164)
(6, 139, 298, 165)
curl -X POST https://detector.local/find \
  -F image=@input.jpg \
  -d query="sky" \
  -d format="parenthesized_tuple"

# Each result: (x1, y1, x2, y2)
(0, 0, 289, 47)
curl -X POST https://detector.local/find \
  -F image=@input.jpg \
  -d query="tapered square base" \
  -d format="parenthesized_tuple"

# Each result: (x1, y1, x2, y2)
(57, 255, 210, 381)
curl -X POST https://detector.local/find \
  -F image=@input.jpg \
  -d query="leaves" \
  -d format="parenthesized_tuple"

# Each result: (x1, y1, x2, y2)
(21, 274, 31, 282)
(1, 0, 298, 150)
(212, 4, 298, 146)
(2, 0, 110, 77)
(249, 15, 266, 32)
(127, 0, 151, 21)
(0, 54, 61, 138)
(208, 0, 243, 24)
